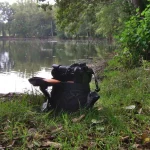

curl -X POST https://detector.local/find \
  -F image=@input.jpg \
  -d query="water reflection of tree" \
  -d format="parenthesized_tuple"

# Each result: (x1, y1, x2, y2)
(0, 40, 112, 74)
(94, 41, 116, 59)
(4, 41, 54, 73)
(53, 41, 99, 65)
(0, 51, 14, 72)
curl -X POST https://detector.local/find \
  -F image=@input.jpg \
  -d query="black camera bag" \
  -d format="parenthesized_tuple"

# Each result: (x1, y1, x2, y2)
(50, 83, 90, 112)
(29, 63, 100, 112)
(47, 63, 100, 112)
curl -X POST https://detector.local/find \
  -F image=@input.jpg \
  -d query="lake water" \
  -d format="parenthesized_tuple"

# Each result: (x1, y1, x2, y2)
(0, 39, 112, 94)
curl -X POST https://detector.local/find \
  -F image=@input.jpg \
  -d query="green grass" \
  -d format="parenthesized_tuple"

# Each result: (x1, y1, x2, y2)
(0, 66, 150, 149)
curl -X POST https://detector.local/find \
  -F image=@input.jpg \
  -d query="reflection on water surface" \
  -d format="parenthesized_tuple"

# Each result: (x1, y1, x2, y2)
(0, 40, 112, 93)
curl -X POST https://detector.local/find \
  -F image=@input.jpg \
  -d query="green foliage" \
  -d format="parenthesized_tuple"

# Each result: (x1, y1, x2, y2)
(0, 2, 14, 36)
(0, 1, 56, 38)
(117, 3, 150, 68)
(0, 2, 13, 22)
(10, 1, 54, 37)
(55, 0, 136, 39)
(55, 0, 97, 37)
(95, 0, 134, 38)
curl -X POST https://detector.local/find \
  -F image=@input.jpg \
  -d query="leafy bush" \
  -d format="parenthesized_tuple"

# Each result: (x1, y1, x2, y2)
(117, 3, 150, 68)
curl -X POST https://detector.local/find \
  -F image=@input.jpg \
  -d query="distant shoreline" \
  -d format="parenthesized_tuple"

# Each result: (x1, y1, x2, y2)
(0, 36, 57, 41)
(0, 36, 106, 42)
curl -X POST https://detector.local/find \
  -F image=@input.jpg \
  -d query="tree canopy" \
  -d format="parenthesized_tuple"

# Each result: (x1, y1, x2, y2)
(0, 0, 56, 38)
(0, 0, 149, 41)
(53, 0, 135, 38)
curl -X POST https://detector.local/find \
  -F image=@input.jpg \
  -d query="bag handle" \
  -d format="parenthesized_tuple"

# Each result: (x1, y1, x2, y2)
(92, 71, 100, 92)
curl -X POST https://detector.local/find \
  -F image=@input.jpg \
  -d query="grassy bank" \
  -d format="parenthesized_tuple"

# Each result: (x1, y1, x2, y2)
(0, 63, 150, 149)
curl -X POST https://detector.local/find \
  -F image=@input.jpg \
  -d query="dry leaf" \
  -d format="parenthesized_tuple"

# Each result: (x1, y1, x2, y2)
(89, 141, 97, 148)
(124, 105, 135, 110)
(119, 147, 127, 150)
(142, 133, 148, 140)
(0, 132, 5, 135)
(91, 119, 103, 124)
(42, 141, 62, 149)
(28, 128, 37, 135)
(6, 140, 16, 148)
(141, 133, 150, 143)
(132, 143, 140, 149)
(51, 125, 63, 134)
(135, 101, 143, 114)
(33, 140, 41, 147)
(120, 136, 130, 143)
(81, 141, 97, 149)
(144, 137, 150, 143)
(44, 135, 56, 140)
(97, 107, 103, 111)
(72, 114, 85, 123)
(96, 126, 105, 131)
(0, 145, 4, 150)
(138, 108, 142, 114)
(27, 142, 34, 149)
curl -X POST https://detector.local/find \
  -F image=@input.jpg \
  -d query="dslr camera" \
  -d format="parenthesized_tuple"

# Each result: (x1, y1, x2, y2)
(51, 63, 94, 84)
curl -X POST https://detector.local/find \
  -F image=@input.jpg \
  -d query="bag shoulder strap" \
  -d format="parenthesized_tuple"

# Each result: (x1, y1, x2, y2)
(92, 71, 100, 92)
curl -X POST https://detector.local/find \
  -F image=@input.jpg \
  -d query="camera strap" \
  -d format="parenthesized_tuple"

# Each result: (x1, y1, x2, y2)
(93, 71, 100, 92)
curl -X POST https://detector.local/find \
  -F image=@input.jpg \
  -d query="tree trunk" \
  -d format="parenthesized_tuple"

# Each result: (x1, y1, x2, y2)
(51, 20, 53, 37)
(131, 0, 147, 12)
(2, 24, 6, 37)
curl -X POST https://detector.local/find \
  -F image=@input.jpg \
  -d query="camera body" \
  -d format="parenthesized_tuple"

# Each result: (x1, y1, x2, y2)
(51, 63, 93, 84)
